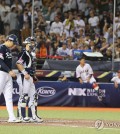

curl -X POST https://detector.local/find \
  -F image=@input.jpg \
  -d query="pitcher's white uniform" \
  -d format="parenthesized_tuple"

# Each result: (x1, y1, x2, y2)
(76, 63, 96, 83)
(0, 45, 16, 121)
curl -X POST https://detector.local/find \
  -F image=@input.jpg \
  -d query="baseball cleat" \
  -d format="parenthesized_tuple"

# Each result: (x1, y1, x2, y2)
(8, 118, 21, 123)
(19, 117, 30, 123)
(29, 116, 43, 123)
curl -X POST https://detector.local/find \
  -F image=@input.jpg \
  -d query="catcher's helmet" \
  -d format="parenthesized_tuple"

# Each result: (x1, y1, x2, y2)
(23, 36, 36, 44)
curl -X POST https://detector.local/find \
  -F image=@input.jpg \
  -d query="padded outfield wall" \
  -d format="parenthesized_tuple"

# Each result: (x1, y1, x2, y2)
(0, 81, 120, 107)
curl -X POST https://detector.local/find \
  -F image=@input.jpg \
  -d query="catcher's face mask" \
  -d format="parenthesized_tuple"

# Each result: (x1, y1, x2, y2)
(28, 41, 36, 50)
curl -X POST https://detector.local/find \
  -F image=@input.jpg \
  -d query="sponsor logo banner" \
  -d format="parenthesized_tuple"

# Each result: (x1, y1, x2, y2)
(0, 81, 119, 107)
(68, 88, 106, 97)
(37, 86, 56, 97)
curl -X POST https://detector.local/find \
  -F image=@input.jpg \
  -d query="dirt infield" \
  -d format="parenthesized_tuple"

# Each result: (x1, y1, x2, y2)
(0, 106, 120, 129)
(0, 118, 120, 130)
(0, 118, 94, 127)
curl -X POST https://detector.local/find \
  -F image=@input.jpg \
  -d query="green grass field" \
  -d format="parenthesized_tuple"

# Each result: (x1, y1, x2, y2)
(0, 126, 120, 134)
(0, 108, 120, 134)
(1, 109, 120, 120)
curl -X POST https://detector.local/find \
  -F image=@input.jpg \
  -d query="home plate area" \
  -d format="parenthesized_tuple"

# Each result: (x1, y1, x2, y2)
(0, 118, 95, 127)
(0, 118, 120, 130)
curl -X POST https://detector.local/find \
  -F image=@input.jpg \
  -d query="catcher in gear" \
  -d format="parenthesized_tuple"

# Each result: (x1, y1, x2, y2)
(16, 37, 43, 122)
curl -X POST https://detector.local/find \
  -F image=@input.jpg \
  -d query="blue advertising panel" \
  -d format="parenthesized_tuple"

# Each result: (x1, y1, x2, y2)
(0, 81, 120, 107)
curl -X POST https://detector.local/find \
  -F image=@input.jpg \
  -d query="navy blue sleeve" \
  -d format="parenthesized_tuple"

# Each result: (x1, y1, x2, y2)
(0, 45, 5, 60)
(0, 59, 11, 72)
(0, 46, 11, 72)
(16, 51, 27, 65)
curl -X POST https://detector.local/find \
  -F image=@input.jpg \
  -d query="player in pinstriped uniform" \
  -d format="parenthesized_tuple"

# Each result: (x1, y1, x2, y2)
(0, 34, 21, 123)
(111, 70, 120, 88)
(76, 57, 103, 101)
(16, 37, 43, 123)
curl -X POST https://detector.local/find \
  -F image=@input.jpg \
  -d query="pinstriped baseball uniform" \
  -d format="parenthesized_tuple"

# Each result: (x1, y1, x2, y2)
(76, 63, 96, 83)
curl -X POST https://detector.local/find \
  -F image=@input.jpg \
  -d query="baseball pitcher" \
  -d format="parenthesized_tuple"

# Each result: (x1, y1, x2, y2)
(0, 34, 21, 122)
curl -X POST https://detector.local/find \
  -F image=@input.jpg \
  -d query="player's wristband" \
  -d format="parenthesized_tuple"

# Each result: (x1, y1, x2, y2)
(21, 69, 28, 75)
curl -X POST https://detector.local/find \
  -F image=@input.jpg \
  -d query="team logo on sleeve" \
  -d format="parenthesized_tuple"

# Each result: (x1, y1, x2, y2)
(17, 58, 24, 64)
(0, 53, 4, 60)
(6, 52, 12, 58)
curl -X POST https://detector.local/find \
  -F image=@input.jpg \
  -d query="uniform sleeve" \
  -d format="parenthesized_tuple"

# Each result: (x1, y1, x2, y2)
(0, 46, 11, 72)
(76, 66, 81, 78)
(0, 46, 4, 60)
(111, 77, 116, 82)
(87, 64, 93, 75)
(16, 51, 26, 65)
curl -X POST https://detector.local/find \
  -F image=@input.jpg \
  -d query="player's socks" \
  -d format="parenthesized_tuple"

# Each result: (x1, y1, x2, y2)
(18, 105, 26, 118)
(21, 107, 26, 118)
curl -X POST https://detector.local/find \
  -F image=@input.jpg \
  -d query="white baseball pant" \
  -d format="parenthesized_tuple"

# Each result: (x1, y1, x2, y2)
(0, 71, 16, 121)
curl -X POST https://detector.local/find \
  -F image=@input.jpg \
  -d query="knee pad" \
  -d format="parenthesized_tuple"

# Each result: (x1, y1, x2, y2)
(29, 94, 38, 107)
(28, 93, 38, 118)
(18, 94, 28, 118)
(19, 94, 29, 107)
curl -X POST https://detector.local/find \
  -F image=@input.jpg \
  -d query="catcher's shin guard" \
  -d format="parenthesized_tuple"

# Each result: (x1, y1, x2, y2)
(28, 93, 38, 118)
(17, 94, 28, 118)
(17, 104, 26, 118)
(28, 104, 38, 119)
(28, 106, 37, 118)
